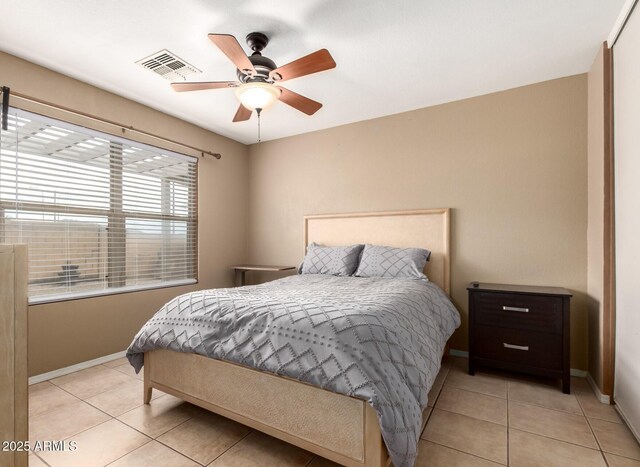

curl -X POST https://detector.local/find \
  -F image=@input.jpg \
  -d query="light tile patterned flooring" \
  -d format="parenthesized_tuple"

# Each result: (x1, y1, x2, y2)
(27, 356, 640, 466)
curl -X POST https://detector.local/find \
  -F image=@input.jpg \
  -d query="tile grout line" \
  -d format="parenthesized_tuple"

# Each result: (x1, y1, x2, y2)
(30, 380, 120, 464)
(145, 414, 210, 466)
(581, 399, 640, 461)
(47, 366, 141, 402)
(35, 418, 117, 465)
(202, 429, 254, 466)
(111, 390, 172, 420)
(33, 371, 215, 465)
(507, 382, 604, 452)
(44, 378, 129, 421)
(508, 426, 603, 453)
(62, 418, 120, 442)
(80, 382, 167, 419)
(32, 450, 54, 467)
(584, 415, 606, 454)
(28, 396, 85, 421)
(111, 363, 145, 381)
(443, 384, 507, 400)
(140, 409, 194, 439)
(37, 359, 633, 466)
(420, 365, 444, 437)
(508, 398, 588, 417)
(511, 380, 609, 462)
(104, 437, 199, 467)
(576, 391, 588, 417)
(424, 365, 508, 465)
(101, 437, 154, 467)
(153, 424, 209, 465)
(433, 406, 507, 429)
(33, 374, 200, 464)
(90, 397, 208, 466)
(442, 384, 508, 402)
(424, 439, 508, 466)
(601, 451, 640, 463)
(423, 406, 435, 429)
(31, 382, 119, 443)
(576, 393, 624, 424)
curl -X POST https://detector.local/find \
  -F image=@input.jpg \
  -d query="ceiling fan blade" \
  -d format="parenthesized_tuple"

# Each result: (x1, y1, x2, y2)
(269, 49, 336, 83)
(277, 87, 322, 115)
(208, 34, 256, 75)
(233, 104, 252, 122)
(170, 81, 239, 92)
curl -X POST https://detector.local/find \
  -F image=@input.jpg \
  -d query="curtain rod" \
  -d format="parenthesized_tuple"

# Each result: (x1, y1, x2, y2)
(0, 87, 221, 160)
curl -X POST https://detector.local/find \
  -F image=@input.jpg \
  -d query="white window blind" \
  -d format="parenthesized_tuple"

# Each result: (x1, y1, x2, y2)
(0, 108, 198, 304)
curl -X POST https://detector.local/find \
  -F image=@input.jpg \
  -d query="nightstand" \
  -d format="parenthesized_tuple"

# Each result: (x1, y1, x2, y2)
(468, 283, 572, 393)
(230, 264, 296, 286)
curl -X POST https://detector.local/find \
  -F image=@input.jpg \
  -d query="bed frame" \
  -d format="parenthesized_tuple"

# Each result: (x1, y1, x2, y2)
(143, 208, 451, 467)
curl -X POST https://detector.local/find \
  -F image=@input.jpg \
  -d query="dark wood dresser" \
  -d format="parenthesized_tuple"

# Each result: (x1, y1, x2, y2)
(468, 283, 572, 393)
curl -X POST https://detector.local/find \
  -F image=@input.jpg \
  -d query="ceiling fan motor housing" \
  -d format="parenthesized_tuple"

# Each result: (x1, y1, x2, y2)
(237, 32, 277, 83)
(238, 54, 277, 83)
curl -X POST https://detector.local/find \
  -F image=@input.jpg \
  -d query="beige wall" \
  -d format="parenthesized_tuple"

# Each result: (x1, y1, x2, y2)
(248, 75, 589, 369)
(0, 51, 251, 376)
(1, 50, 592, 374)
(587, 46, 605, 390)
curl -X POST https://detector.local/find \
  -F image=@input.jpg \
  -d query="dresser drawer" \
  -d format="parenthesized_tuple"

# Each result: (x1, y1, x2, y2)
(474, 325, 562, 370)
(474, 292, 562, 334)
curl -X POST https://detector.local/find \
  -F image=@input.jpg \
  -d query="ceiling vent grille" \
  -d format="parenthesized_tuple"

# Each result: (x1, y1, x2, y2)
(136, 49, 201, 81)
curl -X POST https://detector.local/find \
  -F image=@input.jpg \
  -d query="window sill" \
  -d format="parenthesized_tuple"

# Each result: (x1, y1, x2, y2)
(28, 278, 198, 305)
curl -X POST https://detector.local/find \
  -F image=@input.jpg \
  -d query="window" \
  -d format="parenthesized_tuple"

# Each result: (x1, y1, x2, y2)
(0, 108, 198, 303)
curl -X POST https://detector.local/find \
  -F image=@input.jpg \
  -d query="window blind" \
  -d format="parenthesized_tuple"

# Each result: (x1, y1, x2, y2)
(0, 108, 198, 304)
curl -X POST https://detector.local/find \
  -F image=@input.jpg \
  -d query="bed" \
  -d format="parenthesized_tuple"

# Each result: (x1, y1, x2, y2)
(127, 209, 459, 467)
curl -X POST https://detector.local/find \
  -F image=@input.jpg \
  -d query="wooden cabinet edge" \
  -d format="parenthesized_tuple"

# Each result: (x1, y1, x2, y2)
(0, 245, 28, 467)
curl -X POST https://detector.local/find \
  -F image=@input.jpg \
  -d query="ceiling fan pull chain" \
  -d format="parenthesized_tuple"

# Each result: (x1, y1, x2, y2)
(256, 108, 262, 143)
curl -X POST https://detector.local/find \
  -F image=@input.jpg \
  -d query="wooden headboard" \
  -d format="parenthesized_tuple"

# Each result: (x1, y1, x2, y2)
(304, 209, 450, 294)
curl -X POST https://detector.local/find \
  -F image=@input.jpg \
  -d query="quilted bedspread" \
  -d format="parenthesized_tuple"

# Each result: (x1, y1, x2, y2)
(126, 274, 460, 467)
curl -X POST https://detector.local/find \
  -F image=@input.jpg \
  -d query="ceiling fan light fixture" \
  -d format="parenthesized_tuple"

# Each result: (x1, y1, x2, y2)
(235, 82, 281, 111)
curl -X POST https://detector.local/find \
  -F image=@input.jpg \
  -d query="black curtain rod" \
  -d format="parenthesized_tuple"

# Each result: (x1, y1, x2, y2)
(0, 88, 221, 160)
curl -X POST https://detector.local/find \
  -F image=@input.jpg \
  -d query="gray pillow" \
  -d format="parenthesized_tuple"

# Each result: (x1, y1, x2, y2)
(300, 243, 364, 276)
(355, 244, 431, 280)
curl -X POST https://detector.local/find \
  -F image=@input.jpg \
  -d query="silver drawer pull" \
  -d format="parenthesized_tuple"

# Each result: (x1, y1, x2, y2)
(503, 305, 529, 313)
(503, 343, 529, 351)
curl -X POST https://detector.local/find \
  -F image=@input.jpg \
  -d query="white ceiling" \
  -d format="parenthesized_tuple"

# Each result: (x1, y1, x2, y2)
(0, 0, 624, 144)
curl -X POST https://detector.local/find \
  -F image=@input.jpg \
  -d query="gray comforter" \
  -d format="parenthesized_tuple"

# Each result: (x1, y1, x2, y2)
(126, 274, 460, 467)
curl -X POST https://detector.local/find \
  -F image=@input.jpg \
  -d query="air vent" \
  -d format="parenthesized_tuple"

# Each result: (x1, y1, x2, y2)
(136, 49, 201, 81)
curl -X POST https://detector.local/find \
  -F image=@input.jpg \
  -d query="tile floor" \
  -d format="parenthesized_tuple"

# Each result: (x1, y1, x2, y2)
(27, 356, 640, 466)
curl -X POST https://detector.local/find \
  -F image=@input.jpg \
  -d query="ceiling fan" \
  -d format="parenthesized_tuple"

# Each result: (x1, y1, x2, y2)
(171, 32, 336, 122)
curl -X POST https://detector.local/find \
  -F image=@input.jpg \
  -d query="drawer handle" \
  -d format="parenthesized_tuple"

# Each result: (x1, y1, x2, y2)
(503, 343, 529, 351)
(503, 305, 529, 313)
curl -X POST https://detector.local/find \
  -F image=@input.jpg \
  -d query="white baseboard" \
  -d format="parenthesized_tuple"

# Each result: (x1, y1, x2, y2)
(570, 368, 587, 378)
(615, 399, 640, 443)
(586, 372, 610, 404)
(29, 350, 127, 385)
(448, 349, 469, 358)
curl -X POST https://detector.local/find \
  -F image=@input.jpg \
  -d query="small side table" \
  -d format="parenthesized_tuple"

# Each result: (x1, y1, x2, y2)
(468, 282, 572, 393)
(230, 264, 296, 286)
